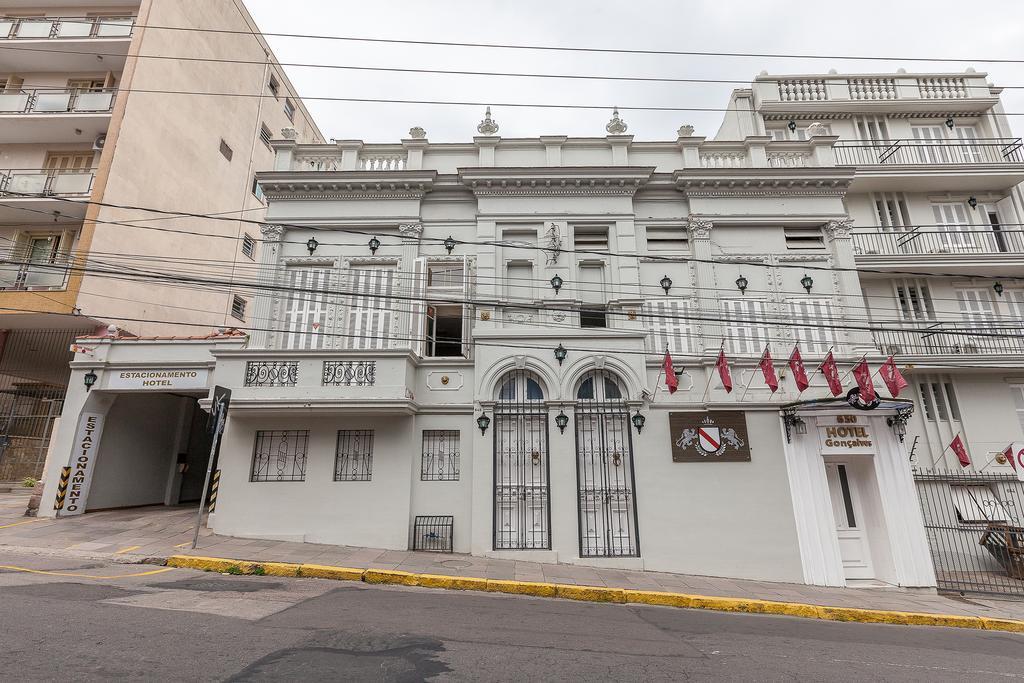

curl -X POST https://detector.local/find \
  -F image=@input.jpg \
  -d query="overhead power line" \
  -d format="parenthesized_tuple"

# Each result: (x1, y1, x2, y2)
(53, 23, 1024, 65)
(4, 193, 1022, 283)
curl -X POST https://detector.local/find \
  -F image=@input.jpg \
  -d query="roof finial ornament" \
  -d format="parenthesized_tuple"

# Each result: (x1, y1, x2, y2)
(606, 106, 628, 135)
(477, 107, 499, 136)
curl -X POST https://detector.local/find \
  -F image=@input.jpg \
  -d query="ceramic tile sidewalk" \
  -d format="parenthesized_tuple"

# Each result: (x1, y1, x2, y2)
(3, 492, 1024, 623)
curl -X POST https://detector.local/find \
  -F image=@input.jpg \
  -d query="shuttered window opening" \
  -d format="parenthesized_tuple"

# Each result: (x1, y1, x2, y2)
(219, 139, 233, 162)
(916, 376, 961, 422)
(573, 226, 609, 252)
(282, 267, 331, 350)
(230, 295, 247, 321)
(284, 98, 295, 122)
(259, 123, 273, 149)
(241, 233, 256, 260)
(873, 192, 912, 230)
(895, 281, 935, 321)
(931, 202, 971, 250)
(268, 73, 280, 98)
(721, 299, 770, 355)
(786, 299, 833, 354)
(783, 227, 824, 250)
(645, 299, 693, 355)
(347, 266, 395, 350)
(645, 226, 689, 252)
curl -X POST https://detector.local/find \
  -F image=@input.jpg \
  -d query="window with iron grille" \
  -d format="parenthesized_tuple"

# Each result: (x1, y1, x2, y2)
(230, 295, 246, 321)
(334, 430, 373, 481)
(284, 98, 295, 122)
(268, 73, 280, 98)
(421, 430, 460, 481)
(250, 430, 308, 482)
(259, 123, 273, 149)
(241, 233, 257, 260)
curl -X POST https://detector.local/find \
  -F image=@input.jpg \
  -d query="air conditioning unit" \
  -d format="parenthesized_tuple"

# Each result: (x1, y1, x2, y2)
(92, 134, 107, 151)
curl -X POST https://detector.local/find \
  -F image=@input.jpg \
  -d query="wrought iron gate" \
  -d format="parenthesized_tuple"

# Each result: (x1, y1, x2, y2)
(0, 329, 79, 482)
(493, 370, 551, 550)
(574, 370, 639, 557)
(915, 469, 1024, 598)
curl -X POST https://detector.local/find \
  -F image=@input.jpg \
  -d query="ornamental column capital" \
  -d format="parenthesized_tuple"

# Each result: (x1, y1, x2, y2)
(685, 215, 713, 240)
(259, 223, 285, 241)
(824, 217, 854, 241)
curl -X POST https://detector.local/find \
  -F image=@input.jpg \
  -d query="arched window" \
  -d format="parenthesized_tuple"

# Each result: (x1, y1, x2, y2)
(576, 369, 624, 401)
(497, 371, 544, 402)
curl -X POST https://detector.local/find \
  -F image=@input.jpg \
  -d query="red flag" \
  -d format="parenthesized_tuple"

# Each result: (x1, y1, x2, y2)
(852, 359, 876, 403)
(716, 348, 733, 393)
(879, 356, 908, 397)
(1004, 444, 1016, 471)
(663, 351, 678, 394)
(789, 346, 809, 392)
(950, 435, 971, 468)
(821, 351, 843, 397)
(759, 347, 779, 393)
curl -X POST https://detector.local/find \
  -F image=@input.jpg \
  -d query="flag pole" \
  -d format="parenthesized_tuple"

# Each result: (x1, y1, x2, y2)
(651, 346, 667, 403)
(738, 344, 767, 403)
(700, 340, 724, 404)
(837, 352, 867, 385)
(798, 345, 831, 399)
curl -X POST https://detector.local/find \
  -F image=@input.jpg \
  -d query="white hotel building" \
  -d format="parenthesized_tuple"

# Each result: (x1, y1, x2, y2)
(41, 69, 1024, 590)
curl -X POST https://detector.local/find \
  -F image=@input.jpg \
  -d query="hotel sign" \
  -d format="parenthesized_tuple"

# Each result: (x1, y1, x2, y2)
(818, 414, 874, 455)
(106, 369, 210, 391)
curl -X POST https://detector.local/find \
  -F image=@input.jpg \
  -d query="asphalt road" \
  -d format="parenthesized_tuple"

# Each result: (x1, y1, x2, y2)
(1, 550, 1023, 681)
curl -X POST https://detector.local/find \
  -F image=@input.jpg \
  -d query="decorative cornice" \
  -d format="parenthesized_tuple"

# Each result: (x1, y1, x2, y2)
(257, 170, 437, 201)
(714, 255, 769, 263)
(674, 168, 855, 198)
(776, 254, 831, 263)
(459, 166, 654, 197)
(282, 256, 336, 266)
(260, 223, 284, 241)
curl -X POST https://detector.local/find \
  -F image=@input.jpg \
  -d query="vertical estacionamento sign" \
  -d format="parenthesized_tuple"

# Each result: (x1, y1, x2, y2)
(60, 412, 106, 517)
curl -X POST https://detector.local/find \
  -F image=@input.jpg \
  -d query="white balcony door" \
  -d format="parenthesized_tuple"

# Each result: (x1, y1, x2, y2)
(954, 125, 984, 162)
(911, 125, 948, 163)
(347, 265, 395, 350)
(931, 202, 973, 250)
(281, 267, 331, 350)
(956, 289, 999, 351)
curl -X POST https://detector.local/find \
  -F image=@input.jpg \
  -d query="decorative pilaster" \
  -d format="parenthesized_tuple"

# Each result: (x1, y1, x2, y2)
(397, 222, 424, 343)
(686, 216, 715, 354)
(824, 218, 872, 353)
(250, 224, 285, 348)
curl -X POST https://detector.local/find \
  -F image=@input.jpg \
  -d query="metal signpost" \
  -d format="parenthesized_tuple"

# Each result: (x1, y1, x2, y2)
(191, 385, 231, 549)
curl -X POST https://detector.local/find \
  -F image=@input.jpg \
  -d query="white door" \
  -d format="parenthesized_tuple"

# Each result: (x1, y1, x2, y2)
(825, 462, 875, 580)
(911, 125, 948, 163)
(931, 202, 973, 251)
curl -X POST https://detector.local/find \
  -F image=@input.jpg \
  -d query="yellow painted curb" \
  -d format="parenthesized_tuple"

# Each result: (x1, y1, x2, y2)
(163, 556, 1024, 634)
(299, 564, 365, 582)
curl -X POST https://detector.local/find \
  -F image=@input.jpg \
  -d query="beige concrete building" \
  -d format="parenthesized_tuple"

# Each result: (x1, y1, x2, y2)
(0, 0, 322, 480)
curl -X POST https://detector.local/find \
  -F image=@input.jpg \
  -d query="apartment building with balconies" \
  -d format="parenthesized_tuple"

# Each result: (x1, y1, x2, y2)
(0, 0, 322, 481)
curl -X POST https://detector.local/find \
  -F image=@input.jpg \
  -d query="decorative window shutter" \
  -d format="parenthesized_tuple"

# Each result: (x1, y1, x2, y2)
(787, 299, 831, 353)
(461, 255, 473, 358)
(283, 267, 330, 350)
(347, 266, 395, 350)
(645, 299, 691, 355)
(722, 299, 768, 355)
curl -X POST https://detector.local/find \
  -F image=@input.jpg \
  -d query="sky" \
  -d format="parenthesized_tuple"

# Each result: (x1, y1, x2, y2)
(242, 0, 1024, 143)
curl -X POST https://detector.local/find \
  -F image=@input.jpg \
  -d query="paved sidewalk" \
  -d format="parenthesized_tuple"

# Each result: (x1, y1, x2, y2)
(3, 492, 1024, 624)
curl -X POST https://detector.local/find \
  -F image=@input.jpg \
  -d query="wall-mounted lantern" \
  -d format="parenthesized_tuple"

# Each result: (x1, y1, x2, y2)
(994, 281, 1004, 297)
(306, 237, 319, 255)
(735, 274, 748, 295)
(83, 371, 98, 392)
(368, 236, 381, 254)
(968, 196, 978, 210)
(550, 274, 563, 294)
(631, 410, 646, 434)
(555, 410, 569, 434)
(788, 120, 797, 133)
(945, 116, 955, 130)
(800, 273, 814, 294)
(782, 409, 807, 443)
(886, 409, 911, 443)
(660, 275, 673, 295)
(553, 343, 568, 366)
(476, 412, 491, 435)
(444, 236, 456, 255)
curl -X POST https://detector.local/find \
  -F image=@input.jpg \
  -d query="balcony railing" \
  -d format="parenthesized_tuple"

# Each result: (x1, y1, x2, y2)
(853, 228, 1024, 256)
(0, 16, 134, 39)
(0, 88, 116, 115)
(765, 75, 975, 103)
(835, 138, 1023, 166)
(0, 169, 95, 197)
(874, 323, 1024, 356)
(0, 255, 71, 291)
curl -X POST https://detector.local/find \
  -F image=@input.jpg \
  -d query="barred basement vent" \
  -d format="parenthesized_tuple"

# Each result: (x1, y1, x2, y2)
(784, 227, 824, 249)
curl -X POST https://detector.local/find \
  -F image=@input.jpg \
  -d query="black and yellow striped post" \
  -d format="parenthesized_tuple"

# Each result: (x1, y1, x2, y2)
(207, 469, 221, 513)
(53, 466, 70, 511)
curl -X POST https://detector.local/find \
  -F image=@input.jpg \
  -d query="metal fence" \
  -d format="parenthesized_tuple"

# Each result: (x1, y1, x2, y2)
(835, 138, 1023, 165)
(853, 228, 1024, 256)
(915, 470, 1024, 598)
(873, 324, 1024, 356)
(0, 329, 80, 482)
(411, 515, 454, 552)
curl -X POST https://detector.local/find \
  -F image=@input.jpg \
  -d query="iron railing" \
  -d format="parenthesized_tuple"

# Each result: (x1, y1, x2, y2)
(322, 360, 376, 386)
(835, 138, 1023, 165)
(0, 88, 116, 115)
(411, 515, 454, 552)
(0, 169, 95, 197)
(915, 470, 1024, 598)
(0, 255, 72, 291)
(0, 16, 134, 39)
(873, 323, 1024, 356)
(244, 361, 298, 387)
(853, 228, 1024, 256)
